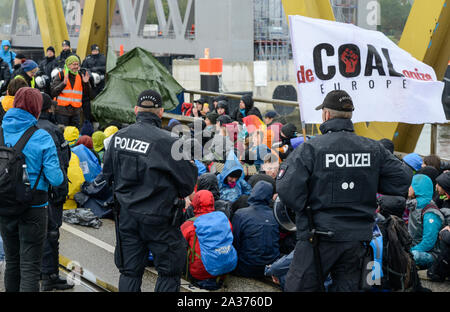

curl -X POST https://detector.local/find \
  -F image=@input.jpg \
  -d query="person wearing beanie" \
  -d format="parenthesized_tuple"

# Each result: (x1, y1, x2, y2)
(81, 43, 106, 97)
(216, 100, 229, 116)
(264, 110, 278, 126)
(408, 174, 444, 269)
(0, 87, 64, 292)
(80, 120, 94, 137)
(51, 54, 93, 129)
(205, 112, 219, 127)
(0, 78, 28, 123)
(101, 88, 198, 292)
(92, 130, 106, 164)
(36, 91, 73, 291)
(276, 123, 297, 160)
(379, 138, 395, 154)
(64, 126, 80, 147)
(435, 172, 450, 209)
(0, 40, 16, 73)
(417, 166, 440, 190)
(403, 153, 423, 173)
(212, 95, 227, 113)
(13, 59, 39, 88)
(37, 46, 58, 95)
(232, 94, 262, 123)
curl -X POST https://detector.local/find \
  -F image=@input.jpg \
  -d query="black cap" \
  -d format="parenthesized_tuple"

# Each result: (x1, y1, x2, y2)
(436, 172, 450, 195)
(206, 112, 219, 124)
(41, 92, 56, 112)
(264, 110, 277, 119)
(91, 44, 99, 51)
(315, 90, 354, 112)
(217, 100, 228, 109)
(62, 40, 70, 47)
(217, 115, 232, 126)
(137, 89, 162, 108)
(15, 53, 26, 60)
(46, 46, 55, 54)
(281, 123, 297, 139)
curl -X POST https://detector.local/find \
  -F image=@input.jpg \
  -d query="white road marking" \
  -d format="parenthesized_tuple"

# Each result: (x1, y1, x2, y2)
(61, 223, 115, 254)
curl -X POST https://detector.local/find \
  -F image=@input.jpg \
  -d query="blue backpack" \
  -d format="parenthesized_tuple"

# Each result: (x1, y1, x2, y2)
(192, 211, 238, 276)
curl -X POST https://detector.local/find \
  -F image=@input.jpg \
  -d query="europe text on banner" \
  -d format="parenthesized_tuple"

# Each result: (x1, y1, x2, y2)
(288, 15, 446, 124)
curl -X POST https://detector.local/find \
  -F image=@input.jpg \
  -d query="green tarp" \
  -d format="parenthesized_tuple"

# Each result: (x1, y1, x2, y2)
(92, 47, 183, 124)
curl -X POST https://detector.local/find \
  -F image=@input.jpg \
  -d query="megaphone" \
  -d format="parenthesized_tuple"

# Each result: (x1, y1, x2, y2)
(91, 72, 105, 86)
(51, 68, 63, 80)
(273, 197, 296, 232)
(35, 75, 50, 89)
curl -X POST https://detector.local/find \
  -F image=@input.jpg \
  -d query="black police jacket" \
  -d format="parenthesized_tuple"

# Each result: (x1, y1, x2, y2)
(38, 56, 58, 78)
(276, 118, 412, 242)
(81, 54, 106, 74)
(102, 112, 198, 225)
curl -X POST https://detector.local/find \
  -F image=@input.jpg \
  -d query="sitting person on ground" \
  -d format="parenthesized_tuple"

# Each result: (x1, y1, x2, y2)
(103, 125, 119, 151)
(194, 173, 233, 220)
(64, 152, 85, 210)
(408, 174, 444, 269)
(76, 135, 101, 166)
(203, 115, 234, 162)
(427, 222, 450, 282)
(403, 153, 423, 175)
(63, 126, 80, 148)
(232, 181, 280, 278)
(259, 153, 280, 180)
(422, 154, 442, 173)
(92, 130, 106, 164)
(434, 172, 450, 209)
(211, 95, 227, 113)
(72, 140, 102, 183)
(276, 123, 297, 161)
(216, 100, 230, 116)
(181, 190, 236, 290)
(217, 151, 252, 203)
(417, 166, 440, 192)
(231, 94, 262, 123)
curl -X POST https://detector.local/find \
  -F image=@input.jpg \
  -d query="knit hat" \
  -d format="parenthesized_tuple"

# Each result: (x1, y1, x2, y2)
(217, 115, 232, 126)
(15, 53, 26, 61)
(21, 60, 38, 73)
(436, 172, 450, 195)
(403, 153, 423, 172)
(206, 112, 219, 124)
(80, 120, 94, 137)
(281, 123, 297, 139)
(104, 125, 119, 138)
(13, 87, 42, 119)
(65, 55, 79, 67)
(62, 40, 70, 47)
(76, 135, 94, 150)
(64, 126, 80, 147)
(264, 110, 277, 119)
(417, 166, 440, 189)
(40, 92, 56, 112)
(92, 131, 106, 153)
(46, 46, 55, 54)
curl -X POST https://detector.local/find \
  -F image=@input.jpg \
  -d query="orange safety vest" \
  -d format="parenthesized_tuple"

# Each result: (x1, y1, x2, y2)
(56, 72, 83, 108)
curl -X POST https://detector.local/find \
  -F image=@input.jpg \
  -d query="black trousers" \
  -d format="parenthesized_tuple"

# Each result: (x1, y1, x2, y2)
(115, 206, 187, 292)
(285, 240, 366, 292)
(41, 202, 63, 275)
(55, 112, 80, 129)
(0, 207, 48, 292)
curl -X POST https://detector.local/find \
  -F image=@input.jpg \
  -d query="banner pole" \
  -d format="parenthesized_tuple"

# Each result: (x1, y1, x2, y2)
(430, 123, 438, 154)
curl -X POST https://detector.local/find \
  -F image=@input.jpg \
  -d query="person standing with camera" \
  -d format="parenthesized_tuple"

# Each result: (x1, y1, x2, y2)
(51, 55, 92, 129)
(102, 89, 198, 292)
(276, 90, 412, 292)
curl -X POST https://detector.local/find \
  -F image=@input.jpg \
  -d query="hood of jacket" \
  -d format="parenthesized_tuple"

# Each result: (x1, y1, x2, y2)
(218, 150, 244, 185)
(248, 180, 273, 207)
(1, 40, 11, 51)
(2, 107, 37, 134)
(92, 131, 106, 153)
(403, 153, 423, 172)
(411, 174, 434, 209)
(192, 190, 215, 216)
(197, 173, 221, 200)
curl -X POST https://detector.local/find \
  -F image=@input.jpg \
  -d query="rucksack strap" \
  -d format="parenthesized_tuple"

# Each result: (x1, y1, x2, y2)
(0, 126, 39, 152)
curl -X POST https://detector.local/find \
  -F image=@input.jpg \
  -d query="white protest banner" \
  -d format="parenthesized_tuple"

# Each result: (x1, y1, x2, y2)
(289, 15, 446, 124)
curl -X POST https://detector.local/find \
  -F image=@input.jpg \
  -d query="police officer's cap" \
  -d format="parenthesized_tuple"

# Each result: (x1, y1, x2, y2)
(62, 40, 70, 47)
(91, 44, 100, 51)
(137, 89, 162, 108)
(315, 90, 354, 112)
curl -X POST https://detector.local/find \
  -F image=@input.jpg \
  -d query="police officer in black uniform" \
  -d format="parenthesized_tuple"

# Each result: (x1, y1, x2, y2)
(37, 46, 58, 96)
(55, 40, 76, 69)
(102, 89, 198, 292)
(81, 44, 106, 97)
(276, 90, 413, 292)
(37, 92, 72, 290)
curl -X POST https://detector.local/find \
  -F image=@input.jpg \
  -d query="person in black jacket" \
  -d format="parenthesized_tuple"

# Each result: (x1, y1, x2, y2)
(81, 44, 106, 97)
(194, 173, 233, 220)
(276, 90, 413, 292)
(232, 94, 262, 123)
(37, 93, 72, 291)
(55, 40, 76, 68)
(37, 47, 58, 96)
(0, 56, 11, 95)
(102, 89, 198, 292)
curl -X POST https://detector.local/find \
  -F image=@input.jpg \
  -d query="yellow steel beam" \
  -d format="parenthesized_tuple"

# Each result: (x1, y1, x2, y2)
(77, 0, 116, 61)
(34, 0, 69, 55)
(281, 0, 449, 153)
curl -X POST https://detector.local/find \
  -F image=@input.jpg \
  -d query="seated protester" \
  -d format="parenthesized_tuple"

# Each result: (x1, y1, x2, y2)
(0, 78, 28, 123)
(216, 100, 230, 116)
(422, 154, 442, 173)
(239, 149, 258, 180)
(76, 135, 101, 166)
(71, 142, 102, 183)
(181, 102, 193, 116)
(103, 125, 119, 151)
(211, 95, 227, 113)
(231, 195, 249, 215)
(217, 150, 252, 203)
(92, 130, 106, 164)
(249, 130, 274, 171)
(231, 94, 262, 123)
(181, 190, 235, 290)
(232, 181, 280, 278)
(203, 112, 218, 146)
(63, 126, 80, 148)
(259, 153, 280, 180)
(408, 174, 444, 269)
(247, 173, 276, 200)
(379, 138, 395, 154)
(195, 173, 232, 219)
(203, 115, 234, 162)
(403, 153, 423, 174)
(191, 98, 206, 118)
(427, 223, 450, 282)
(417, 166, 440, 192)
(434, 172, 450, 209)
(64, 152, 85, 210)
(276, 123, 297, 161)
(80, 120, 94, 137)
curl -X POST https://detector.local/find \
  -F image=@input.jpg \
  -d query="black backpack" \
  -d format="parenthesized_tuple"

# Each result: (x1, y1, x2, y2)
(0, 126, 43, 216)
(378, 215, 420, 291)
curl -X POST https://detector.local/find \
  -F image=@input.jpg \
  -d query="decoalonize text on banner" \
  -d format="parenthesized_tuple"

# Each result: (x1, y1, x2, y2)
(288, 15, 446, 124)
